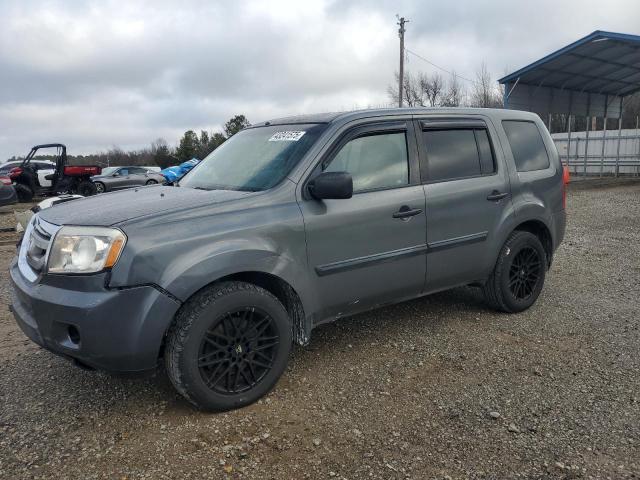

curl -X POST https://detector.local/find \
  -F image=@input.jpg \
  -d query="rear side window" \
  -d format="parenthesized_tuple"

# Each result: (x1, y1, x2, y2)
(475, 130, 495, 175)
(422, 128, 496, 182)
(324, 132, 409, 192)
(502, 120, 550, 172)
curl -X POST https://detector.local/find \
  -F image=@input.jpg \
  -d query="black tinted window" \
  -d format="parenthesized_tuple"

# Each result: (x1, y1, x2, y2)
(475, 130, 495, 174)
(423, 129, 480, 182)
(325, 132, 409, 192)
(502, 121, 550, 172)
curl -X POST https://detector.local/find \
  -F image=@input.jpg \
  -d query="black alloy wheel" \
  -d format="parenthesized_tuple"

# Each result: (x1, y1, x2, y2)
(482, 230, 547, 313)
(508, 246, 542, 300)
(165, 281, 292, 411)
(198, 307, 279, 395)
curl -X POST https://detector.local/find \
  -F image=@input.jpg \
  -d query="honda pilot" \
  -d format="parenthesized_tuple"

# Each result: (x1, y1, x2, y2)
(10, 108, 567, 411)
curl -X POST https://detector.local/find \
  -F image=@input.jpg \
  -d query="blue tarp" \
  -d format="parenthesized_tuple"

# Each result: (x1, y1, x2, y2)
(160, 158, 200, 183)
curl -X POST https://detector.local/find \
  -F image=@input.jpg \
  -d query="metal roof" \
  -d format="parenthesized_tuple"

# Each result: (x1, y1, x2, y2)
(499, 30, 640, 97)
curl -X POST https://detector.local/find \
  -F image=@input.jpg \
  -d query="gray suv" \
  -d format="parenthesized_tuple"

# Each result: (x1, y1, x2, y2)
(10, 108, 567, 411)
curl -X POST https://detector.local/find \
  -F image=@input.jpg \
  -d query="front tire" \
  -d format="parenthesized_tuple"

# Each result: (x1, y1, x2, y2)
(94, 181, 105, 193)
(165, 281, 292, 411)
(14, 183, 34, 202)
(145, 179, 157, 185)
(77, 180, 98, 196)
(483, 231, 547, 313)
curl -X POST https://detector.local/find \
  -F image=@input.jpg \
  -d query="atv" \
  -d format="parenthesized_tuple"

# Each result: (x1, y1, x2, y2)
(8, 144, 101, 202)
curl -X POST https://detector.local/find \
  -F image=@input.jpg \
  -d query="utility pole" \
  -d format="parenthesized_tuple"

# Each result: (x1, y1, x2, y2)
(397, 16, 407, 108)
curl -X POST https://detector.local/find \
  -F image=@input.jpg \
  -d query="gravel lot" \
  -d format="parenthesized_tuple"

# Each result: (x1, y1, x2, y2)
(1, 180, 639, 479)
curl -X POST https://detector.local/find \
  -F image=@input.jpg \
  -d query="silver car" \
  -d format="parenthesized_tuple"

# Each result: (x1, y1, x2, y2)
(91, 166, 165, 193)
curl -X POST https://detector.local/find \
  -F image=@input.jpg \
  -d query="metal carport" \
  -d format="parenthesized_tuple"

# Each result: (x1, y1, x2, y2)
(499, 31, 640, 175)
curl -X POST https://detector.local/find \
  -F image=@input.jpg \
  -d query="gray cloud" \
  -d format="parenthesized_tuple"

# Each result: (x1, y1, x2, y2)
(1, 0, 638, 159)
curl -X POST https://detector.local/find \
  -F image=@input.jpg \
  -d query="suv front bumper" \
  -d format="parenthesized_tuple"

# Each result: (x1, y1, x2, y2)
(9, 258, 181, 372)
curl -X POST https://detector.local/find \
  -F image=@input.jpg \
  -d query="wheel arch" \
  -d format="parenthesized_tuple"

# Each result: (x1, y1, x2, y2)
(161, 263, 311, 353)
(213, 271, 308, 346)
(512, 219, 553, 266)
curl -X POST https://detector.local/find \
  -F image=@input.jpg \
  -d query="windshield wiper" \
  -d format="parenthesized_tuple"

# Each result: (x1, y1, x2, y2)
(189, 184, 260, 192)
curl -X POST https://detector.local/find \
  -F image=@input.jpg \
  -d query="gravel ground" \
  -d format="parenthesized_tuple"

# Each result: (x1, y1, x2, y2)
(0, 180, 639, 479)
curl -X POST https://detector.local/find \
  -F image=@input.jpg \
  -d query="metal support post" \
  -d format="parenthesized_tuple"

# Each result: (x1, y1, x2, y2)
(584, 116, 590, 175)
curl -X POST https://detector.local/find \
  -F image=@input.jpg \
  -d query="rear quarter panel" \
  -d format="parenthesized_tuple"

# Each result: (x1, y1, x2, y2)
(492, 112, 564, 249)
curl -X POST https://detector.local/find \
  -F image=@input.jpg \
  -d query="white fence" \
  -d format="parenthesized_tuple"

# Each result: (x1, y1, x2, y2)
(552, 129, 640, 176)
(551, 129, 640, 176)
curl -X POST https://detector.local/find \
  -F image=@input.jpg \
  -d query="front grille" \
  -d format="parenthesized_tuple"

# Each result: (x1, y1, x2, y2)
(18, 216, 60, 282)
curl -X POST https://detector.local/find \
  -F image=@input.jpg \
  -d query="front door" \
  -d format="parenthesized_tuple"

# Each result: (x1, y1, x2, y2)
(415, 117, 513, 292)
(299, 120, 427, 321)
(111, 168, 130, 189)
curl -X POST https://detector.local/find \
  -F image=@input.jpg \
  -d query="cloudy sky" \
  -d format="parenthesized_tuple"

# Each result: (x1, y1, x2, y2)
(1, 0, 638, 160)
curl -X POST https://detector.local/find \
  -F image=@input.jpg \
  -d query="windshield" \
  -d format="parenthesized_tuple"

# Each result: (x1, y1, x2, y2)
(179, 123, 327, 191)
(101, 167, 119, 176)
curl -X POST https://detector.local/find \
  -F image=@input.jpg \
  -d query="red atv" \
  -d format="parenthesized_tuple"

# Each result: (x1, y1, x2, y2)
(9, 144, 101, 202)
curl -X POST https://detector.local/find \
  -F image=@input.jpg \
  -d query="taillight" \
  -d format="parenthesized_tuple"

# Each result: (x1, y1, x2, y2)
(8, 167, 22, 179)
(562, 165, 570, 209)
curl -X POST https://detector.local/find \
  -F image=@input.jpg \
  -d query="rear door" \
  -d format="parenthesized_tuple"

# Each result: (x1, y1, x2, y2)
(127, 167, 148, 186)
(299, 120, 427, 321)
(415, 117, 512, 292)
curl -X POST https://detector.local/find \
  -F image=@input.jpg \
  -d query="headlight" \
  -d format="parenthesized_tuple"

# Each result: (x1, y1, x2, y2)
(47, 226, 126, 274)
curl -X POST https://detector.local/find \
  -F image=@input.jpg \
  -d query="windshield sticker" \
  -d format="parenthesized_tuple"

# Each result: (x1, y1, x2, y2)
(268, 131, 306, 142)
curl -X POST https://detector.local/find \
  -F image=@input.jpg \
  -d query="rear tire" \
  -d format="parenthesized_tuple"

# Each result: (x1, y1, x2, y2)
(145, 179, 157, 185)
(483, 231, 547, 313)
(77, 180, 97, 196)
(165, 281, 292, 411)
(14, 183, 34, 202)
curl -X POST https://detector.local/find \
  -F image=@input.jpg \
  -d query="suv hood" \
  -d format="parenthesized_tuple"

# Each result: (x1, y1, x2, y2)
(38, 186, 255, 226)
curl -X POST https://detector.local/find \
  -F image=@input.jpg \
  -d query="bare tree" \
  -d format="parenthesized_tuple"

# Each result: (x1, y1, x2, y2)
(470, 62, 502, 108)
(442, 72, 465, 107)
(388, 72, 423, 107)
(420, 72, 445, 107)
(388, 71, 446, 107)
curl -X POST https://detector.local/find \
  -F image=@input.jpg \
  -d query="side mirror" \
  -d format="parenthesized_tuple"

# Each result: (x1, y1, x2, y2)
(112, 172, 120, 177)
(308, 171, 353, 200)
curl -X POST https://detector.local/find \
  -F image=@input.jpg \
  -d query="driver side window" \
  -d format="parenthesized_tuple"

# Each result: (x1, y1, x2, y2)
(324, 132, 409, 193)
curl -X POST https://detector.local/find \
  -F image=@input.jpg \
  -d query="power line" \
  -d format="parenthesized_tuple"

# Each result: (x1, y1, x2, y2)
(404, 48, 479, 86)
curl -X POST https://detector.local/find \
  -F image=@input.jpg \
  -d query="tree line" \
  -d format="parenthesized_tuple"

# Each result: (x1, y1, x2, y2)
(4, 114, 251, 168)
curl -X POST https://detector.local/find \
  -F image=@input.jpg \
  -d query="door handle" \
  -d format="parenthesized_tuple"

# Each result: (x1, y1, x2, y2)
(486, 190, 509, 201)
(393, 205, 423, 219)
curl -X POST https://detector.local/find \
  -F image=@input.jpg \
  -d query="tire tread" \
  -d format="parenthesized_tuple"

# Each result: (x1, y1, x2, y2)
(165, 281, 285, 410)
(482, 230, 546, 313)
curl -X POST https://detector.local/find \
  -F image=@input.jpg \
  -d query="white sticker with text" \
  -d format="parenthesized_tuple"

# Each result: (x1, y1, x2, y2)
(268, 131, 306, 142)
